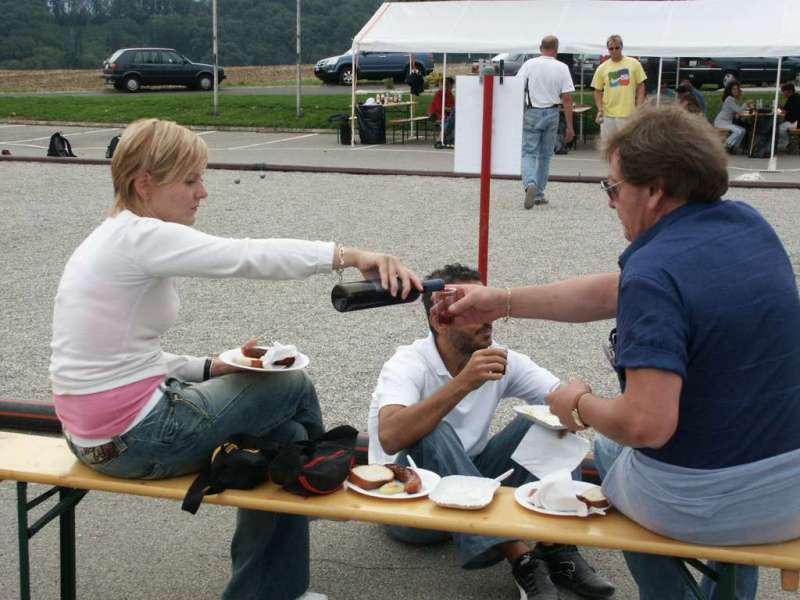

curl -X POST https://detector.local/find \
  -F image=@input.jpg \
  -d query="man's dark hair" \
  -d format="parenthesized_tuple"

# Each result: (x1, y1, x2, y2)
(676, 84, 692, 95)
(421, 263, 481, 335)
(782, 82, 795, 94)
(445, 76, 455, 86)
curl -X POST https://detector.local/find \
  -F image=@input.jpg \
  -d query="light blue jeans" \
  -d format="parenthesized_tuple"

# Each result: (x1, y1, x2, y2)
(715, 121, 746, 151)
(521, 106, 559, 198)
(594, 436, 758, 600)
(67, 372, 324, 600)
(385, 417, 539, 569)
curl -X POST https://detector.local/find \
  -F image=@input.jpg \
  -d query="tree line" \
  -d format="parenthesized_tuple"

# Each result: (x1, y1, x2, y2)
(0, 0, 391, 69)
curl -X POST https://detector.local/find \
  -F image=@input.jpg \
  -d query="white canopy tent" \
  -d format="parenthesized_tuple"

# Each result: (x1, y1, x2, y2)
(351, 0, 800, 169)
(353, 0, 800, 57)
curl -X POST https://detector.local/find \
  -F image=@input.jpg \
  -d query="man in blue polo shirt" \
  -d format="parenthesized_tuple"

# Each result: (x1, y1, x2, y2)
(442, 103, 800, 600)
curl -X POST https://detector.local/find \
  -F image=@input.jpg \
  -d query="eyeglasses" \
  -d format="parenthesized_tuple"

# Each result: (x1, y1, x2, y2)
(608, 46, 622, 51)
(600, 178, 625, 200)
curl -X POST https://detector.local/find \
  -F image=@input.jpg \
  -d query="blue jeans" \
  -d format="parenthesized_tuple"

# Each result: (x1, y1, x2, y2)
(385, 417, 537, 569)
(715, 122, 746, 150)
(521, 106, 559, 198)
(67, 372, 324, 600)
(594, 436, 758, 600)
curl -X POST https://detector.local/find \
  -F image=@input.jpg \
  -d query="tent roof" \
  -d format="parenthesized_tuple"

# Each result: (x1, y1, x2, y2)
(353, 0, 800, 57)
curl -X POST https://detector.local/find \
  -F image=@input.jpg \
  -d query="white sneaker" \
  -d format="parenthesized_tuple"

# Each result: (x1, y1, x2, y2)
(295, 592, 327, 600)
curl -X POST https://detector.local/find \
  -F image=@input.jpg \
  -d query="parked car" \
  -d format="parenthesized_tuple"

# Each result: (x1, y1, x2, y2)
(471, 52, 577, 78)
(101, 48, 225, 93)
(485, 52, 536, 76)
(678, 57, 800, 89)
(314, 50, 434, 85)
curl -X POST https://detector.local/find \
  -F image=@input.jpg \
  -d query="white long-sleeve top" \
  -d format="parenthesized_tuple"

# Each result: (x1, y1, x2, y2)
(50, 209, 334, 395)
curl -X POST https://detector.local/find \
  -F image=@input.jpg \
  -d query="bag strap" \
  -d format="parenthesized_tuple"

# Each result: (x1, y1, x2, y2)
(182, 465, 226, 514)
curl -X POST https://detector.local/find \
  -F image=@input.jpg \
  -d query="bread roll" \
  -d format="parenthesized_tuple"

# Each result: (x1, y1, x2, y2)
(576, 487, 610, 510)
(349, 464, 394, 490)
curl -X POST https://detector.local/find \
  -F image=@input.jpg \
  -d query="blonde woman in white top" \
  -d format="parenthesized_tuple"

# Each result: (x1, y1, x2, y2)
(49, 118, 421, 600)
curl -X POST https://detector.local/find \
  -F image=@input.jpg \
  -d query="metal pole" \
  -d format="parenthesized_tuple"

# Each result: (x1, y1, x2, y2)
(676, 57, 681, 88)
(440, 54, 447, 144)
(350, 46, 357, 147)
(768, 56, 782, 172)
(212, 0, 219, 117)
(296, 0, 302, 117)
(656, 57, 663, 106)
(478, 72, 494, 284)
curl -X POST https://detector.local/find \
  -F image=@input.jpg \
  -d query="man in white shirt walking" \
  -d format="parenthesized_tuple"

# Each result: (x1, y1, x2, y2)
(516, 35, 575, 209)
(368, 263, 615, 600)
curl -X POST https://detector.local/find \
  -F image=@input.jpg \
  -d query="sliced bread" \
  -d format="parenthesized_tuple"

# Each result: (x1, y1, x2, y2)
(349, 464, 395, 490)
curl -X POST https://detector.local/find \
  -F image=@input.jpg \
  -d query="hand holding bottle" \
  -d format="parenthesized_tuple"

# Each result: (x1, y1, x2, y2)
(336, 246, 423, 299)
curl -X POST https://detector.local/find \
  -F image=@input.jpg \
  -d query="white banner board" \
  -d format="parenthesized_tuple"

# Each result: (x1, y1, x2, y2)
(454, 75, 525, 176)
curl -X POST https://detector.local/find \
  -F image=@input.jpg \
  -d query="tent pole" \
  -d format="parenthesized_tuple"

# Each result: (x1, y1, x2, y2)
(409, 54, 415, 138)
(767, 56, 782, 172)
(676, 57, 680, 89)
(350, 46, 357, 147)
(441, 54, 447, 144)
(656, 57, 663, 106)
(478, 72, 494, 285)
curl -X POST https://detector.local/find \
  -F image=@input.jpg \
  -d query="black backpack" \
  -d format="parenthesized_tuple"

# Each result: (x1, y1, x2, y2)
(105, 135, 121, 159)
(181, 425, 358, 514)
(47, 132, 76, 157)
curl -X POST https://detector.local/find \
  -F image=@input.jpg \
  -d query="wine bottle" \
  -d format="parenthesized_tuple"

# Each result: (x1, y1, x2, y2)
(331, 278, 444, 312)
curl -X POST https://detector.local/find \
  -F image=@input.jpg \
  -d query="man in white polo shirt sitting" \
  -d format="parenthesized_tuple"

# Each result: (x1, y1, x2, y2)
(367, 263, 614, 600)
(516, 35, 575, 209)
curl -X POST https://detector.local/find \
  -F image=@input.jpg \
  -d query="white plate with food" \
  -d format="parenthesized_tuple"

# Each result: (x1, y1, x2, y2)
(515, 480, 610, 517)
(345, 464, 440, 500)
(219, 346, 309, 372)
(429, 475, 502, 510)
(513, 404, 566, 430)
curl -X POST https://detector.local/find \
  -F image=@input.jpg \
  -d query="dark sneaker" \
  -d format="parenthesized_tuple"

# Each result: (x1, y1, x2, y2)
(512, 551, 559, 600)
(524, 185, 537, 209)
(533, 197, 549, 205)
(536, 544, 615, 599)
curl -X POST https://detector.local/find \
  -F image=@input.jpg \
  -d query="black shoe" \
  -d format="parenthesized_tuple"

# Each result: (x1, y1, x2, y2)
(512, 551, 559, 600)
(536, 544, 615, 599)
(533, 197, 549, 206)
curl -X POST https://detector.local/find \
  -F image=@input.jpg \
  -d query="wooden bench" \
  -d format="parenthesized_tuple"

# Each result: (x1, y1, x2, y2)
(2, 432, 799, 600)
(387, 116, 433, 144)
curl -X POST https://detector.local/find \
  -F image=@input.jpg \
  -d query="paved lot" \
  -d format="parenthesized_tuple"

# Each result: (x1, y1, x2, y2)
(3, 122, 800, 183)
(1, 159, 799, 599)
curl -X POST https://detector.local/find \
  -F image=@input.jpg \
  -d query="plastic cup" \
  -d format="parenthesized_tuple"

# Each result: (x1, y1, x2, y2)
(431, 288, 459, 326)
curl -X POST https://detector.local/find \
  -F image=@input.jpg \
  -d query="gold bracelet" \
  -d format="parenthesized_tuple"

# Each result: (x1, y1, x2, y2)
(335, 244, 345, 282)
(504, 287, 512, 322)
(571, 391, 591, 429)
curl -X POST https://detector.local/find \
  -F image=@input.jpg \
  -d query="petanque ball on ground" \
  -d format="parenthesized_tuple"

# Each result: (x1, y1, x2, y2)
(234, 178, 240, 184)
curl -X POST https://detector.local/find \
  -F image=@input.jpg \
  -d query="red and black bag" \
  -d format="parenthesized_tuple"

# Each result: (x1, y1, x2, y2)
(269, 425, 358, 497)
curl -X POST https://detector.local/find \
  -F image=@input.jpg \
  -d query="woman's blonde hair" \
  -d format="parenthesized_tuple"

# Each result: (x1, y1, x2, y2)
(111, 118, 208, 214)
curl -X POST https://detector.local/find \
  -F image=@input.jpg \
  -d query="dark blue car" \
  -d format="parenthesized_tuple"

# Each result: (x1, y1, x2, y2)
(314, 50, 434, 85)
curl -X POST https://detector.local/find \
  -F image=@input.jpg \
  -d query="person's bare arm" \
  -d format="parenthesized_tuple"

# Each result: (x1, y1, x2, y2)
(448, 272, 619, 326)
(593, 88, 604, 117)
(547, 368, 681, 447)
(378, 348, 507, 455)
(635, 82, 646, 106)
(562, 93, 575, 143)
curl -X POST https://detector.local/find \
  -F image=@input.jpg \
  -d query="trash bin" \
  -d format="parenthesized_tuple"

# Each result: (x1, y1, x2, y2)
(328, 113, 352, 145)
(339, 122, 352, 145)
(355, 104, 386, 144)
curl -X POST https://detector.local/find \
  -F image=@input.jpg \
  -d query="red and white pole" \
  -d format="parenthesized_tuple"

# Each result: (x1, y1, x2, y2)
(478, 73, 494, 285)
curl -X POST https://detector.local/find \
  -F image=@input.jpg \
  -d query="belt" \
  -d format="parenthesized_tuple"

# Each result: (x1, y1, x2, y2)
(528, 105, 559, 110)
(74, 440, 122, 465)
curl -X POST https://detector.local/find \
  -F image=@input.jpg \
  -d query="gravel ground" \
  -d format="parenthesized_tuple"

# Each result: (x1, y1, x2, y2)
(1, 162, 799, 599)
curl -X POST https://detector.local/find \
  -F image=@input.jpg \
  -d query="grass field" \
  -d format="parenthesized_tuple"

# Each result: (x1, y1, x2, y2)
(0, 66, 783, 132)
